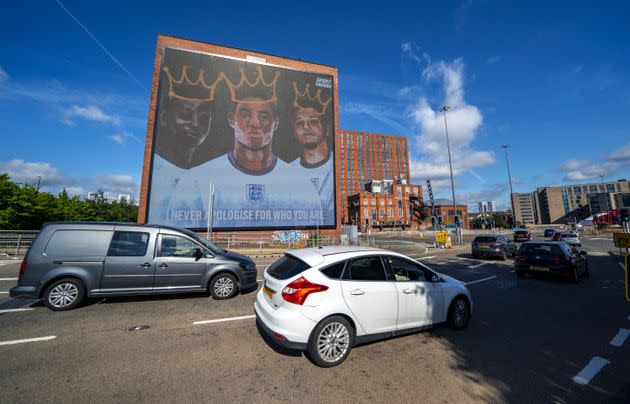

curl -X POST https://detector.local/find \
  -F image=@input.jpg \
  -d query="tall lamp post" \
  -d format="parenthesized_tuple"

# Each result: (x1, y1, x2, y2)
(502, 145, 515, 227)
(440, 105, 459, 243)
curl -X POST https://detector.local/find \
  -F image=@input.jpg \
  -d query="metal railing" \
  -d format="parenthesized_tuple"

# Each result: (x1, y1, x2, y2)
(0, 230, 39, 256)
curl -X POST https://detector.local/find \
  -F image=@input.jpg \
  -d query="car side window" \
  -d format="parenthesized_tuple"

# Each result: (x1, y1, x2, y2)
(386, 257, 426, 282)
(320, 262, 346, 279)
(160, 235, 198, 258)
(107, 231, 150, 257)
(342, 256, 387, 281)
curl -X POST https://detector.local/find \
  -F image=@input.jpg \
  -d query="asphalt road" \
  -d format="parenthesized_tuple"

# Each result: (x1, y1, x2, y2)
(0, 234, 628, 403)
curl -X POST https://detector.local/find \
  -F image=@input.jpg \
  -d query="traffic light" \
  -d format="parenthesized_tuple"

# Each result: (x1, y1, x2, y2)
(454, 215, 460, 226)
(431, 216, 436, 227)
(438, 216, 443, 226)
(621, 207, 630, 223)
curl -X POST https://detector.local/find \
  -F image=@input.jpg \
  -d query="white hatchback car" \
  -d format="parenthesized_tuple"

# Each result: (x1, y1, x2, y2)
(254, 246, 472, 367)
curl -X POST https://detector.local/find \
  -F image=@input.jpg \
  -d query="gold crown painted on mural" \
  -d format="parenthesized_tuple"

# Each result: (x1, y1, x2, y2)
(292, 82, 332, 115)
(220, 66, 280, 104)
(163, 65, 221, 102)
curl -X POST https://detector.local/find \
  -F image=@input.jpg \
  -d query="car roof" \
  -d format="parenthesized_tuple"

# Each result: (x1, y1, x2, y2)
(43, 221, 186, 232)
(285, 246, 388, 267)
(522, 241, 566, 245)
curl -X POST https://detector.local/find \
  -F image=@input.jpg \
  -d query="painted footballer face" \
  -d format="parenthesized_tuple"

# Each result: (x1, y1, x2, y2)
(293, 107, 325, 149)
(230, 98, 278, 150)
(166, 98, 212, 148)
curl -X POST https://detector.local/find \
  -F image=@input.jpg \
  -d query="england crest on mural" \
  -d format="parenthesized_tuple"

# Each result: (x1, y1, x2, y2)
(246, 184, 265, 203)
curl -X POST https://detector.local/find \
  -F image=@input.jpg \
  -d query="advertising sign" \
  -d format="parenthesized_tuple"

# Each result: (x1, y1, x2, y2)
(613, 232, 630, 249)
(146, 47, 336, 230)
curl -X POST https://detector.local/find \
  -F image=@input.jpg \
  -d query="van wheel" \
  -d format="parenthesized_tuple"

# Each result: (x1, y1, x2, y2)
(307, 316, 354, 368)
(43, 278, 85, 311)
(209, 273, 238, 300)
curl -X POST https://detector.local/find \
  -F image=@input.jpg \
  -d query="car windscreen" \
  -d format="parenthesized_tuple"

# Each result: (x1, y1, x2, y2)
(520, 244, 563, 256)
(267, 255, 311, 280)
(474, 236, 496, 243)
(189, 233, 223, 255)
(514, 231, 528, 235)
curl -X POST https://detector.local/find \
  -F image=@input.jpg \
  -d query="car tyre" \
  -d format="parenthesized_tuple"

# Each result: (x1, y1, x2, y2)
(43, 278, 85, 311)
(571, 266, 579, 284)
(499, 250, 507, 261)
(472, 252, 479, 259)
(447, 297, 470, 330)
(516, 270, 526, 279)
(307, 316, 354, 368)
(209, 273, 238, 300)
(583, 263, 589, 278)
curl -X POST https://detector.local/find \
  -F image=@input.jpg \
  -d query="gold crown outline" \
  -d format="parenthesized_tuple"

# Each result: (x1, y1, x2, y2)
(292, 82, 332, 115)
(163, 65, 221, 102)
(220, 66, 280, 104)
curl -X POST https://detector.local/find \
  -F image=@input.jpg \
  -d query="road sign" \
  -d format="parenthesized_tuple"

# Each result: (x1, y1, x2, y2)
(436, 231, 448, 243)
(613, 232, 630, 249)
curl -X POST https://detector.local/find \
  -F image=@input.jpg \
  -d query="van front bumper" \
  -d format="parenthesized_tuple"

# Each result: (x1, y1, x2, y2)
(9, 285, 39, 299)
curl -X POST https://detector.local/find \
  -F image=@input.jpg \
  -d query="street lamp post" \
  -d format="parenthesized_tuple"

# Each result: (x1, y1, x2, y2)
(440, 105, 460, 244)
(502, 145, 515, 227)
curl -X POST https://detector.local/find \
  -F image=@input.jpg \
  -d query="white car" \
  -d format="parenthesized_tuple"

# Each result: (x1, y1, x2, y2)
(254, 246, 472, 367)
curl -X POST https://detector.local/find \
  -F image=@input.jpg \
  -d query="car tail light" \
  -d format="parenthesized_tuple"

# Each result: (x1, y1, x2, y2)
(18, 258, 27, 279)
(515, 253, 526, 260)
(551, 255, 568, 264)
(281, 276, 328, 305)
(490, 242, 501, 248)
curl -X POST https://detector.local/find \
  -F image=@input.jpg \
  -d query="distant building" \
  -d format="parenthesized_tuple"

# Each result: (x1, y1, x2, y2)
(477, 201, 487, 213)
(512, 178, 630, 224)
(87, 192, 135, 204)
(433, 198, 469, 229)
(487, 200, 497, 212)
(348, 178, 423, 232)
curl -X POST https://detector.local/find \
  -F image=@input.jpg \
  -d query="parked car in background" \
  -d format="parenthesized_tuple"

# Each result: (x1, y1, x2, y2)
(552, 231, 581, 247)
(543, 228, 556, 238)
(513, 229, 532, 242)
(471, 235, 517, 259)
(515, 241, 588, 282)
(10, 222, 258, 310)
(255, 246, 472, 367)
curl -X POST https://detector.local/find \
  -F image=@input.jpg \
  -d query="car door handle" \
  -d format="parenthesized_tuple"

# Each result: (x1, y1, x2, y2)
(159, 263, 168, 268)
(139, 263, 152, 268)
(402, 288, 414, 294)
(349, 289, 365, 295)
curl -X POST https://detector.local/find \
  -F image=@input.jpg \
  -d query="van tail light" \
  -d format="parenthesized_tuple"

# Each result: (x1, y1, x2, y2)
(281, 277, 328, 305)
(18, 258, 27, 279)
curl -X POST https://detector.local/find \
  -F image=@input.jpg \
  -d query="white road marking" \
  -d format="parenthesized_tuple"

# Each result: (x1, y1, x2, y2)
(417, 256, 436, 260)
(193, 314, 256, 325)
(257, 279, 263, 283)
(468, 262, 488, 269)
(465, 276, 497, 286)
(610, 328, 630, 347)
(0, 291, 9, 294)
(0, 278, 18, 281)
(573, 356, 610, 385)
(0, 336, 56, 346)
(0, 308, 34, 314)
(509, 270, 516, 273)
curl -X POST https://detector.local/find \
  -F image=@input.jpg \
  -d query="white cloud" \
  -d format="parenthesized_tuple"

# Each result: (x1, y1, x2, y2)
(608, 143, 630, 163)
(65, 105, 121, 126)
(0, 159, 67, 186)
(341, 102, 408, 134)
(109, 131, 138, 145)
(0, 66, 7, 87)
(403, 46, 495, 189)
(561, 159, 589, 171)
(487, 56, 501, 65)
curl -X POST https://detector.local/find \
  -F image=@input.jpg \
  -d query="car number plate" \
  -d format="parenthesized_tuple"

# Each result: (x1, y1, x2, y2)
(263, 285, 275, 299)
(479, 245, 489, 249)
(530, 266, 549, 271)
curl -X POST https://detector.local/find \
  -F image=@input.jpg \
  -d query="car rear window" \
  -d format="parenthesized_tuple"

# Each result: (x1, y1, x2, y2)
(515, 230, 528, 234)
(474, 236, 496, 243)
(520, 244, 563, 256)
(267, 255, 311, 280)
(44, 230, 113, 258)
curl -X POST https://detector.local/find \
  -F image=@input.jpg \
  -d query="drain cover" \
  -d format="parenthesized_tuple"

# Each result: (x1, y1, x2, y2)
(128, 325, 150, 332)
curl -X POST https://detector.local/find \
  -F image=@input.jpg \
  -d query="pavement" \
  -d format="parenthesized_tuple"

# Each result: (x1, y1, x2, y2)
(0, 235, 629, 403)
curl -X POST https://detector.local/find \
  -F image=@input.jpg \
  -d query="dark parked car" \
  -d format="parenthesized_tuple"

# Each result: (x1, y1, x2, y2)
(543, 228, 556, 238)
(471, 235, 517, 259)
(514, 242, 588, 282)
(513, 229, 531, 242)
(10, 222, 258, 311)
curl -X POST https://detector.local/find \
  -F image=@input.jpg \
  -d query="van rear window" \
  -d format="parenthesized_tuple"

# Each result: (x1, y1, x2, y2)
(44, 230, 113, 258)
(267, 255, 311, 280)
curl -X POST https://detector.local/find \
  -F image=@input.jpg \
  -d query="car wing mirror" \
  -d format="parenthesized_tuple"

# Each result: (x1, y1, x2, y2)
(431, 275, 440, 282)
(580, 251, 588, 256)
(193, 248, 204, 261)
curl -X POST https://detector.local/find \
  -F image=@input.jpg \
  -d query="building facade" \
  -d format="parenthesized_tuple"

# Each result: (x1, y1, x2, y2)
(487, 200, 497, 213)
(347, 179, 423, 232)
(433, 198, 469, 229)
(513, 179, 630, 224)
(337, 130, 410, 223)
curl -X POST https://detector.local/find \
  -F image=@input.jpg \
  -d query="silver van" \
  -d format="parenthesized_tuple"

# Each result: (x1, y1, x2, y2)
(10, 222, 258, 310)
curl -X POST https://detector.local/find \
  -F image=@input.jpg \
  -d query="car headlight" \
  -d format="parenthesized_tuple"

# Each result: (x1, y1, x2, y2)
(240, 262, 256, 271)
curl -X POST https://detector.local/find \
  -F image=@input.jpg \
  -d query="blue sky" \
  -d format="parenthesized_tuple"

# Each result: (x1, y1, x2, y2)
(1, 0, 629, 211)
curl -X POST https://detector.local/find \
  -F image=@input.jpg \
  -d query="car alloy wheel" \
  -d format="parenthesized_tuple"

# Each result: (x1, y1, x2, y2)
(49, 283, 79, 309)
(448, 297, 470, 330)
(210, 273, 238, 300)
(307, 316, 354, 367)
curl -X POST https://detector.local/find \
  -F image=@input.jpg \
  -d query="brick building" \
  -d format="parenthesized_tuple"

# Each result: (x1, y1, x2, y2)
(337, 130, 410, 223)
(348, 179, 424, 232)
(433, 198, 469, 229)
